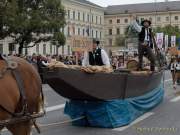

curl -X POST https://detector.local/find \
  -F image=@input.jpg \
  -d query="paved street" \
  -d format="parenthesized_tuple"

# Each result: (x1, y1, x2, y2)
(2, 71, 180, 135)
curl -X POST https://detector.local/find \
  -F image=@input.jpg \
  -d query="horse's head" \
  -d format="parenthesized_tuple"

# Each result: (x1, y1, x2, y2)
(0, 57, 43, 135)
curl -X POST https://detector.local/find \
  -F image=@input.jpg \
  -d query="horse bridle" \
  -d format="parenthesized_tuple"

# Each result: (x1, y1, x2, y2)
(0, 55, 29, 117)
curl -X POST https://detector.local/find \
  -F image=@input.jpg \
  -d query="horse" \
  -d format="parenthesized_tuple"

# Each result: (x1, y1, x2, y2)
(0, 56, 44, 135)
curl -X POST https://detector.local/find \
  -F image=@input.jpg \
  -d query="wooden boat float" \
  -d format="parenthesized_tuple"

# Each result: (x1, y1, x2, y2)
(44, 68, 163, 101)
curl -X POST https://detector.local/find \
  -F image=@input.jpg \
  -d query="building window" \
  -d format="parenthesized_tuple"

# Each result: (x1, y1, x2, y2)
(50, 44, 52, 54)
(157, 17, 161, 22)
(109, 29, 112, 35)
(100, 16, 102, 24)
(83, 29, 85, 36)
(100, 32, 102, 39)
(109, 19, 112, 24)
(73, 11, 75, 20)
(117, 19, 120, 23)
(149, 17, 152, 22)
(175, 25, 179, 29)
(78, 28, 81, 35)
(124, 18, 128, 23)
(78, 12, 80, 21)
(83, 13, 85, 22)
(175, 16, 179, 21)
(43, 44, 46, 55)
(0, 44, 3, 54)
(109, 39, 112, 46)
(140, 18, 144, 22)
(92, 30, 94, 37)
(96, 31, 98, 38)
(92, 15, 94, 23)
(166, 16, 169, 21)
(72, 26, 75, 35)
(36, 44, 39, 54)
(67, 10, 70, 19)
(87, 14, 90, 22)
(67, 26, 70, 36)
(8, 43, 15, 53)
(96, 16, 98, 24)
(68, 45, 70, 55)
(117, 28, 120, 35)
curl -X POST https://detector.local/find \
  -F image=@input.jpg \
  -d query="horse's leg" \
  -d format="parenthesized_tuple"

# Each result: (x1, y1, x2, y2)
(7, 121, 32, 135)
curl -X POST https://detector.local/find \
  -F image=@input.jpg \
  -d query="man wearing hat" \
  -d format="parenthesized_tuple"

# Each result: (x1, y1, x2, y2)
(82, 39, 110, 67)
(131, 15, 156, 71)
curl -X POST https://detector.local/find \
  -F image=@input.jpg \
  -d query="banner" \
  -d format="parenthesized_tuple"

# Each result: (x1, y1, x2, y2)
(156, 33, 164, 49)
(71, 36, 93, 52)
(165, 35, 169, 50)
(171, 36, 176, 47)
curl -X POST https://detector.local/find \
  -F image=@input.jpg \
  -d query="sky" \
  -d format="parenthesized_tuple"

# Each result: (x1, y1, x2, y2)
(88, 0, 179, 7)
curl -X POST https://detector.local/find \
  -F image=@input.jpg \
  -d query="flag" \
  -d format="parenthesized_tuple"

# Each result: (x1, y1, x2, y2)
(156, 33, 164, 49)
(171, 36, 176, 47)
(165, 35, 168, 50)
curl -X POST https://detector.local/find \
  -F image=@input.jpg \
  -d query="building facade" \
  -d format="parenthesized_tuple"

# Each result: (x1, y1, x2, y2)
(1, 1, 180, 55)
(104, 1, 180, 53)
(62, 0, 104, 54)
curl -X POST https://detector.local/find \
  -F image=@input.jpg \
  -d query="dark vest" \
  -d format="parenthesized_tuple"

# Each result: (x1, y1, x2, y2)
(139, 27, 153, 48)
(89, 48, 104, 66)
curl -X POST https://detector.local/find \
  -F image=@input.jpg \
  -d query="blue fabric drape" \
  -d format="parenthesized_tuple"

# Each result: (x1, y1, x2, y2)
(64, 84, 164, 128)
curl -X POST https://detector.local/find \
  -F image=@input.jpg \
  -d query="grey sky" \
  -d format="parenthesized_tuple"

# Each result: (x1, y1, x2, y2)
(88, 0, 179, 7)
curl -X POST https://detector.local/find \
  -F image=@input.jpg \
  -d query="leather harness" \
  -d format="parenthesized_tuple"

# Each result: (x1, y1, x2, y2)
(0, 55, 45, 133)
(0, 55, 29, 117)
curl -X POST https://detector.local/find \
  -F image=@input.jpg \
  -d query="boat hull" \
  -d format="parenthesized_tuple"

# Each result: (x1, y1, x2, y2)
(44, 68, 163, 101)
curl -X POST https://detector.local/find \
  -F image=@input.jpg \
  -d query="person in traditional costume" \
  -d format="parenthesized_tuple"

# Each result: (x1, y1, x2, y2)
(82, 39, 110, 67)
(175, 57, 180, 85)
(131, 15, 156, 71)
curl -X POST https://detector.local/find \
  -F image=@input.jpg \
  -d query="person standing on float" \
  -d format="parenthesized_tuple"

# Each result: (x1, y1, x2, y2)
(82, 39, 110, 67)
(131, 15, 156, 71)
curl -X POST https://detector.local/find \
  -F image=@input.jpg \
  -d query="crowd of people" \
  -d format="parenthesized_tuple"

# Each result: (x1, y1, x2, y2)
(24, 54, 82, 67)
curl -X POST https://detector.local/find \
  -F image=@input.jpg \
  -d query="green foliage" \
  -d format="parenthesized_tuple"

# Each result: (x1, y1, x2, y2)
(153, 25, 180, 38)
(0, 0, 66, 54)
(52, 32, 66, 47)
(115, 35, 126, 47)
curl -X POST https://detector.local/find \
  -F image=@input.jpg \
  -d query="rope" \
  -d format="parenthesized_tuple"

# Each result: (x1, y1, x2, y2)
(39, 116, 85, 128)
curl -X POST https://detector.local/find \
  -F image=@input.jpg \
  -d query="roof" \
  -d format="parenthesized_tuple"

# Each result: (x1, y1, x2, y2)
(105, 1, 180, 15)
(73, 0, 103, 8)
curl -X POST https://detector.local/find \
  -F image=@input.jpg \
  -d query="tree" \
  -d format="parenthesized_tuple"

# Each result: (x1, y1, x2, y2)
(52, 32, 66, 55)
(0, 0, 66, 54)
(115, 35, 126, 47)
(154, 25, 180, 38)
(0, 0, 17, 39)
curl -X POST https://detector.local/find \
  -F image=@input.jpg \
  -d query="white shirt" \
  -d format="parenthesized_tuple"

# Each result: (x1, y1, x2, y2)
(176, 63, 180, 70)
(82, 49, 110, 67)
(42, 61, 49, 67)
(170, 62, 176, 71)
(131, 20, 151, 42)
